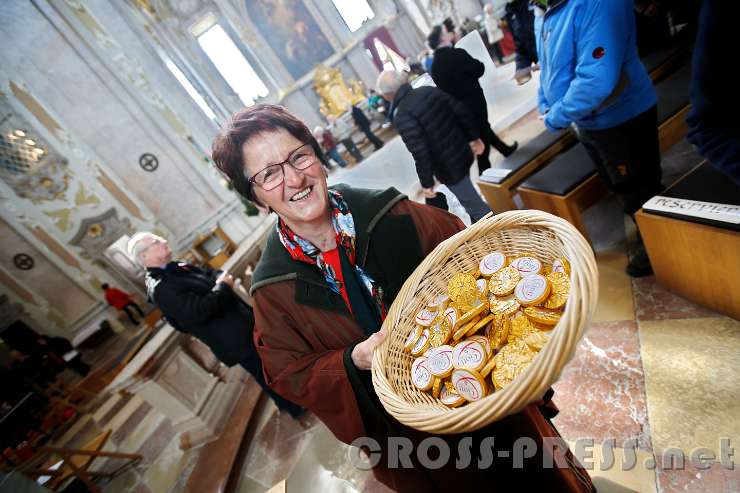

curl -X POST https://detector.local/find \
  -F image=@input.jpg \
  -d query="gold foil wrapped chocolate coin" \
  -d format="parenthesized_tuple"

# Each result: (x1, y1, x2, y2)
(488, 266, 521, 296)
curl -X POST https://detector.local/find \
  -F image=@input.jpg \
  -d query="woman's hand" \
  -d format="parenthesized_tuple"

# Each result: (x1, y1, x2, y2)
(351, 330, 387, 370)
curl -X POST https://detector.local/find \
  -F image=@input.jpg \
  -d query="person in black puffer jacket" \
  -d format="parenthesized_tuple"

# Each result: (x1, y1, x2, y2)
(376, 70, 492, 223)
(127, 231, 304, 418)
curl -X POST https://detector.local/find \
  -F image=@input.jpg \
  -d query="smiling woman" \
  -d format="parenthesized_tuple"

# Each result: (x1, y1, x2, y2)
(210, 105, 594, 492)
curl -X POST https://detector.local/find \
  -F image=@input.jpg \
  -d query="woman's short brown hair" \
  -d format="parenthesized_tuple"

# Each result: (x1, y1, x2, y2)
(211, 104, 326, 205)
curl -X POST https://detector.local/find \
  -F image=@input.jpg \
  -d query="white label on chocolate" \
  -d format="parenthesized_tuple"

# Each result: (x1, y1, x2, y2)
(476, 279, 488, 295)
(515, 274, 548, 303)
(411, 329, 430, 354)
(452, 369, 485, 401)
(440, 385, 463, 405)
(480, 252, 506, 275)
(552, 259, 566, 273)
(411, 357, 432, 389)
(427, 345, 454, 376)
(443, 307, 458, 329)
(415, 308, 436, 326)
(428, 293, 449, 308)
(468, 335, 491, 356)
(405, 328, 420, 348)
(512, 256, 541, 276)
(453, 340, 486, 370)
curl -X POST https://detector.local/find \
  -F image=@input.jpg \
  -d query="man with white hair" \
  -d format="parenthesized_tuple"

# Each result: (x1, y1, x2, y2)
(376, 70, 492, 223)
(128, 232, 303, 418)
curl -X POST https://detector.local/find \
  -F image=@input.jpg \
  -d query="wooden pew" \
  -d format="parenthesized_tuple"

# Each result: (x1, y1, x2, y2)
(642, 46, 691, 83)
(636, 162, 740, 320)
(515, 64, 693, 243)
(20, 429, 141, 493)
(475, 49, 687, 214)
(478, 128, 576, 212)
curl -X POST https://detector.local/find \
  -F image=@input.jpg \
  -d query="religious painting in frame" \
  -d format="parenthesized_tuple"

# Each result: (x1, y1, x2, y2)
(245, 0, 335, 80)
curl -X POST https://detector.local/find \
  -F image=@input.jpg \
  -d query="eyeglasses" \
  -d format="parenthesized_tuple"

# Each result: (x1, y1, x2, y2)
(246, 143, 317, 191)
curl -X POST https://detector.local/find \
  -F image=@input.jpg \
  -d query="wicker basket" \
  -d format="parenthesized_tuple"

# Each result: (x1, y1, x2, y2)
(371, 210, 598, 434)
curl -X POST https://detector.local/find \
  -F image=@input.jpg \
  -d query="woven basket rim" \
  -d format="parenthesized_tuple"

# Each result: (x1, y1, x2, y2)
(371, 210, 599, 434)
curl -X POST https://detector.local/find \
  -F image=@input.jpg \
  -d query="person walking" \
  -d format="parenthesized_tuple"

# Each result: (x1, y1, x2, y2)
(376, 70, 492, 223)
(505, 0, 539, 84)
(535, 0, 661, 276)
(483, 3, 506, 64)
(313, 126, 348, 168)
(427, 24, 518, 174)
(349, 104, 384, 151)
(102, 283, 144, 325)
(327, 114, 364, 163)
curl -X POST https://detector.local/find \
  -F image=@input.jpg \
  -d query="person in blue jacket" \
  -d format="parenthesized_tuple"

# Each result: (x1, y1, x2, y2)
(535, 0, 660, 277)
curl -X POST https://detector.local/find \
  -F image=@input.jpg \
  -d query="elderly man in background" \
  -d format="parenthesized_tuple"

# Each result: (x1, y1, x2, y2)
(376, 69, 492, 223)
(127, 232, 303, 418)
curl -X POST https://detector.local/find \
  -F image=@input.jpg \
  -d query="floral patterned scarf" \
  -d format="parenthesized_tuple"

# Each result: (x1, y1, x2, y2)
(277, 189, 386, 319)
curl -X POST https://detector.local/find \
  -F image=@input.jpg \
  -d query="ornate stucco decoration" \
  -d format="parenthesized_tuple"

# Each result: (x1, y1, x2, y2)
(69, 208, 133, 258)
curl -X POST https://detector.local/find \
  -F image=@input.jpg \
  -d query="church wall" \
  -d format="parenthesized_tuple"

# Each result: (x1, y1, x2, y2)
(0, 218, 95, 333)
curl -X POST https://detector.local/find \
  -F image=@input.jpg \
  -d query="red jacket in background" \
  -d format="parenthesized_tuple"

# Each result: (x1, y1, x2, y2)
(105, 287, 131, 310)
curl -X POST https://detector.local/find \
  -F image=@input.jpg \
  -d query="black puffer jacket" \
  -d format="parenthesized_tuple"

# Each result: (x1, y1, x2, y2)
(431, 46, 487, 121)
(390, 83, 480, 187)
(146, 262, 254, 367)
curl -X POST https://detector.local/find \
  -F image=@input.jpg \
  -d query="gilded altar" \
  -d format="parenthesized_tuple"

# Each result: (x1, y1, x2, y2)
(313, 64, 366, 117)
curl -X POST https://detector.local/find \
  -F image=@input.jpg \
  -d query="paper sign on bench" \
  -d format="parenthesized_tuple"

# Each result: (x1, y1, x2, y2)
(480, 168, 513, 182)
(642, 196, 740, 225)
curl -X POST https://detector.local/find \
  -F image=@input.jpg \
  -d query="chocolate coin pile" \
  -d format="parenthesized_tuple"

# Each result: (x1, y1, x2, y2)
(405, 252, 571, 406)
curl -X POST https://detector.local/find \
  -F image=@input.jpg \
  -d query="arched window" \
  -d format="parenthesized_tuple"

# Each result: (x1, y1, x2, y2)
(331, 0, 374, 32)
(164, 60, 217, 121)
(196, 24, 269, 107)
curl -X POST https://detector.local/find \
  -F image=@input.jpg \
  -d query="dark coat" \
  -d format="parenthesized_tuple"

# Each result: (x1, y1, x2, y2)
(390, 83, 480, 188)
(686, 0, 740, 185)
(431, 45, 488, 120)
(250, 185, 593, 492)
(146, 262, 254, 367)
(350, 105, 372, 130)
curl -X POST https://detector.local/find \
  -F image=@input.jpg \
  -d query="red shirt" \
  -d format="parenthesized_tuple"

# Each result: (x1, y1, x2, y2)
(321, 130, 337, 150)
(321, 248, 351, 314)
(105, 287, 131, 310)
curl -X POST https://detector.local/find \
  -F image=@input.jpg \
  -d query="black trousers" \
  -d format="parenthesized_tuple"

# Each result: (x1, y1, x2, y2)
(341, 137, 364, 162)
(122, 302, 144, 324)
(576, 105, 663, 216)
(359, 126, 384, 150)
(477, 117, 515, 173)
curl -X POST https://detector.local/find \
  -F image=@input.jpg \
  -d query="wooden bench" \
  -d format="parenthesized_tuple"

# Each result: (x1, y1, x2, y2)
(516, 63, 693, 243)
(642, 45, 691, 83)
(19, 429, 141, 493)
(636, 162, 740, 320)
(477, 128, 576, 212)
(475, 48, 688, 215)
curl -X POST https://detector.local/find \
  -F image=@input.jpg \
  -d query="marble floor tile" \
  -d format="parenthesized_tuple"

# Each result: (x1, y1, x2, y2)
(639, 317, 740, 458)
(654, 461, 740, 493)
(593, 249, 636, 323)
(566, 441, 658, 493)
(239, 406, 321, 488)
(553, 321, 651, 450)
(632, 276, 717, 322)
(141, 434, 197, 493)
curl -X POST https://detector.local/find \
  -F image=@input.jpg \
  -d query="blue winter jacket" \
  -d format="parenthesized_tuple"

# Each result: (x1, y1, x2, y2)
(535, 0, 656, 131)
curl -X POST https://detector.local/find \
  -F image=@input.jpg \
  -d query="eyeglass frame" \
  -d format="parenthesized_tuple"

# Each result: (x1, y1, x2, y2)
(245, 142, 319, 191)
